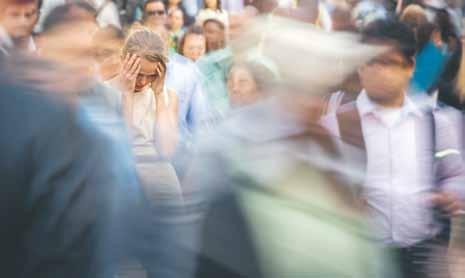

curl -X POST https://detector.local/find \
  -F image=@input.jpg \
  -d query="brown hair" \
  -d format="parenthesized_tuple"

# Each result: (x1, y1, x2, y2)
(202, 18, 225, 30)
(204, 0, 222, 11)
(177, 25, 205, 55)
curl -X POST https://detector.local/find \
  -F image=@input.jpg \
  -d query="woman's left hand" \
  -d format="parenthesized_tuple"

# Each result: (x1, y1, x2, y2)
(151, 62, 166, 97)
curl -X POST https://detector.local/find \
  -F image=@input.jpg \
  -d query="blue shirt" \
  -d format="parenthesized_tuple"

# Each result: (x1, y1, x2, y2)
(166, 52, 210, 139)
(410, 42, 450, 94)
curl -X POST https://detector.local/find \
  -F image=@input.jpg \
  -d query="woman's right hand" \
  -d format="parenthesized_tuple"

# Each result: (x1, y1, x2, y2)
(116, 53, 141, 94)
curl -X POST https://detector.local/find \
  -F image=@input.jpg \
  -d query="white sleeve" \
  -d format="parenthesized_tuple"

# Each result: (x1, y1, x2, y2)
(97, 2, 122, 29)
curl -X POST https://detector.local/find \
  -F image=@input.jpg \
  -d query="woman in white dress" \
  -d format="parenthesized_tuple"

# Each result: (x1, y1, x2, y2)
(112, 29, 182, 204)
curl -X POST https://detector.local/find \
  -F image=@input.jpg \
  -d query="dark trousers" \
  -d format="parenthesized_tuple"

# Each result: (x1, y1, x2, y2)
(393, 229, 451, 278)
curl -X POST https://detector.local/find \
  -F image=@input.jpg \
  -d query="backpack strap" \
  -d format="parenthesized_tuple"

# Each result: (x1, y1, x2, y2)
(336, 101, 366, 150)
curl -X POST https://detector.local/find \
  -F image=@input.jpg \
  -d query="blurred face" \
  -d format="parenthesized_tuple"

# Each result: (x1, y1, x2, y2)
(32, 19, 99, 93)
(205, 0, 218, 9)
(358, 50, 414, 106)
(38, 20, 99, 69)
(182, 34, 206, 61)
(168, 10, 183, 31)
(144, 2, 166, 27)
(204, 21, 225, 52)
(227, 65, 261, 107)
(135, 57, 162, 92)
(1, 0, 39, 40)
(95, 38, 124, 80)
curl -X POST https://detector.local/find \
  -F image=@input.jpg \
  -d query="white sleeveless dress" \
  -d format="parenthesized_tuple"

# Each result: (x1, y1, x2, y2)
(130, 86, 182, 204)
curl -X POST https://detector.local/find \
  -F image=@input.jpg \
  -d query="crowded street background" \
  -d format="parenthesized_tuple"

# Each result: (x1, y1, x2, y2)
(2, 0, 465, 277)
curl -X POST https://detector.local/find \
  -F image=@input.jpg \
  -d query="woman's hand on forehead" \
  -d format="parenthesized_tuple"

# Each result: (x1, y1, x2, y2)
(156, 62, 164, 77)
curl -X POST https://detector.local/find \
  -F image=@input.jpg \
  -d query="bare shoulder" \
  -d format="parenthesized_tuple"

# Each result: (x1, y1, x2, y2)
(167, 88, 178, 99)
(167, 88, 176, 95)
(167, 89, 179, 110)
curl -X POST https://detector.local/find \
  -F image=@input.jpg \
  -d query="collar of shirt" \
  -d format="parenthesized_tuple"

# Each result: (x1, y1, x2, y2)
(0, 26, 13, 50)
(27, 37, 36, 52)
(356, 90, 422, 119)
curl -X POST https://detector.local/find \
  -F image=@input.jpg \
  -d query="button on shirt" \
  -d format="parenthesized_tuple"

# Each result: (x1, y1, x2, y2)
(322, 91, 442, 247)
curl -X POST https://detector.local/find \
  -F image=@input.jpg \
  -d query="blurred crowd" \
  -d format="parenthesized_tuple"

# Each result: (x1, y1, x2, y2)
(2, 0, 465, 277)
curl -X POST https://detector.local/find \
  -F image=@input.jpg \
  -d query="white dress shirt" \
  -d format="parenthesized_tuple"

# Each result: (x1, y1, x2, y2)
(322, 91, 445, 247)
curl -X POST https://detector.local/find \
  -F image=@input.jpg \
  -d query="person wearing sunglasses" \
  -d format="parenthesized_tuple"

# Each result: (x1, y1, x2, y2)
(142, 0, 167, 29)
(322, 19, 465, 278)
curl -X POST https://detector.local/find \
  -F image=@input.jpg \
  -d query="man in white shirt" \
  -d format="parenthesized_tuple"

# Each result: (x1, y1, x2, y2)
(0, 0, 40, 56)
(322, 19, 465, 278)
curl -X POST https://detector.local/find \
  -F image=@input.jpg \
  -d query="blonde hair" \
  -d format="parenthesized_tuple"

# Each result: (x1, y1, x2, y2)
(122, 29, 168, 66)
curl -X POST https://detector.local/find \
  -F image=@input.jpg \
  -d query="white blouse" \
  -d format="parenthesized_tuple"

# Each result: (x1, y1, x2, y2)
(132, 87, 157, 146)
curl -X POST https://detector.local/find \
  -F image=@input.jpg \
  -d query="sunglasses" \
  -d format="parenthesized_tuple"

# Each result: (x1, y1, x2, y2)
(146, 10, 165, 16)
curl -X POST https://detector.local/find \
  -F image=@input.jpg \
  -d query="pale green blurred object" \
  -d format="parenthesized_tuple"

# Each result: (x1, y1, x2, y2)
(217, 130, 398, 278)
(196, 47, 233, 117)
(236, 163, 398, 278)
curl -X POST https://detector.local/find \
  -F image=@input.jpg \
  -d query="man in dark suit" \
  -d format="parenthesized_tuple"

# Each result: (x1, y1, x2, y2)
(0, 65, 144, 277)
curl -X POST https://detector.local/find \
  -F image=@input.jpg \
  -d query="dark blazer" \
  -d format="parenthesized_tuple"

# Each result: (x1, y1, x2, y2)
(0, 73, 143, 278)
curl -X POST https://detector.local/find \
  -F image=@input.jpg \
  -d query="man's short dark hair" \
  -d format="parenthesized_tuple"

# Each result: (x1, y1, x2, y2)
(4, 0, 42, 9)
(203, 18, 225, 30)
(143, 0, 165, 12)
(361, 19, 416, 64)
(204, 0, 222, 11)
(41, 1, 97, 33)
